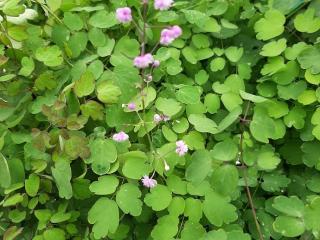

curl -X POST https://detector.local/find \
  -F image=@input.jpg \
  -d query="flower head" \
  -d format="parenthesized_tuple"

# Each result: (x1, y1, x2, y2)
(127, 102, 136, 111)
(160, 25, 182, 45)
(116, 7, 132, 23)
(154, 0, 173, 10)
(141, 175, 157, 188)
(171, 25, 182, 38)
(176, 140, 188, 156)
(154, 113, 170, 123)
(112, 131, 129, 142)
(153, 60, 160, 68)
(153, 114, 162, 123)
(133, 53, 154, 69)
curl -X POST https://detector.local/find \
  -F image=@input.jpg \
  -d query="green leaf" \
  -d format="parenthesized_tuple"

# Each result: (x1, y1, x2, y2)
(261, 173, 291, 192)
(176, 86, 201, 104)
(225, 46, 243, 62)
(304, 197, 320, 234)
(297, 90, 317, 105)
(89, 175, 119, 195)
(254, 9, 285, 40)
(25, 173, 40, 197)
(211, 139, 238, 161)
(43, 228, 65, 240)
(297, 46, 320, 74)
(250, 106, 285, 143)
(151, 215, 179, 240)
(144, 185, 172, 211)
(3, 193, 24, 207)
(257, 148, 281, 170)
(116, 183, 142, 216)
(294, 8, 320, 33)
(88, 198, 119, 239)
(182, 10, 220, 32)
(88, 28, 106, 48)
(47, 0, 61, 12)
(63, 12, 83, 31)
(186, 150, 212, 184)
(35, 46, 63, 67)
(51, 160, 73, 199)
(217, 107, 242, 133)
(80, 100, 104, 120)
(3, 0, 25, 16)
(180, 221, 206, 239)
(210, 57, 226, 72)
(273, 216, 305, 237)
(239, 90, 268, 103)
(86, 138, 117, 175)
(305, 69, 320, 85)
(121, 151, 149, 180)
(89, 10, 117, 28)
(184, 198, 203, 221)
(0, 153, 11, 188)
(272, 196, 304, 218)
(203, 191, 238, 226)
(96, 81, 122, 104)
(18, 57, 34, 77)
(156, 97, 182, 117)
(221, 92, 243, 112)
(260, 38, 287, 57)
(182, 47, 198, 64)
(188, 114, 218, 134)
(211, 165, 239, 197)
(74, 71, 95, 98)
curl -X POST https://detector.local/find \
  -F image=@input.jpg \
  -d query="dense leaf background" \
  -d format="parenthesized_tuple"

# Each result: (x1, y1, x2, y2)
(1, 0, 320, 239)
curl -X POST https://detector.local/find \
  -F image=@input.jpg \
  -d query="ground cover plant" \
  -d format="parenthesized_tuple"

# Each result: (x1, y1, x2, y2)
(1, 0, 320, 239)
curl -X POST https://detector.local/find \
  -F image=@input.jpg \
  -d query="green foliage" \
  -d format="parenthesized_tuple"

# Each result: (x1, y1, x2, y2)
(1, 0, 320, 239)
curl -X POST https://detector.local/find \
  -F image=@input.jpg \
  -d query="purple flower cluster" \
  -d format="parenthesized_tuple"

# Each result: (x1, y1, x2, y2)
(175, 140, 188, 156)
(141, 175, 157, 188)
(133, 54, 154, 69)
(112, 131, 129, 142)
(154, 0, 173, 10)
(160, 26, 182, 45)
(116, 7, 132, 23)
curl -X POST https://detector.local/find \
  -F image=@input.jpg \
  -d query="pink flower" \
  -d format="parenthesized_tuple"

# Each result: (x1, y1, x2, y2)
(133, 53, 154, 69)
(171, 25, 182, 38)
(112, 131, 129, 142)
(154, 114, 162, 123)
(141, 175, 157, 188)
(142, 0, 148, 4)
(160, 26, 182, 45)
(154, 114, 170, 123)
(116, 7, 132, 23)
(176, 140, 188, 156)
(127, 102, 136, 111)
(154, 0, 173, 10)
(153, 60, 160, 67)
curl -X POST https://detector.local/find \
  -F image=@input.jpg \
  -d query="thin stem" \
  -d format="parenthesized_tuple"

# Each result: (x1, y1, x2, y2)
(238, 102, 264, 240)
(150, 41, 160, 54)
(132, 19, 144, 35)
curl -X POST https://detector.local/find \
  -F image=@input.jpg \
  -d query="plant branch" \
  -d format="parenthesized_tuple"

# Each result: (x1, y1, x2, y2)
(238, 102, 264, 240)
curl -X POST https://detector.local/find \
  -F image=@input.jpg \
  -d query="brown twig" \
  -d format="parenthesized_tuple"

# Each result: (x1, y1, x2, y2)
(238, 102, 264, 240)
